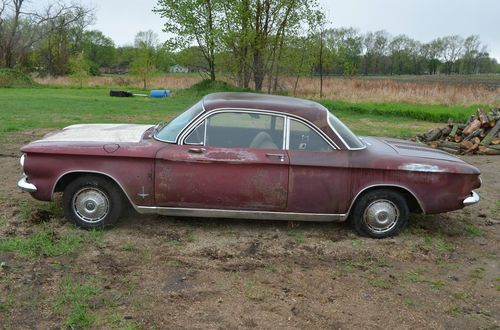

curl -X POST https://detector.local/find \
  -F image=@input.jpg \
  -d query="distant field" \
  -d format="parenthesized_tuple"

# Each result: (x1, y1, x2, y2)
(35, 73, 500, 107)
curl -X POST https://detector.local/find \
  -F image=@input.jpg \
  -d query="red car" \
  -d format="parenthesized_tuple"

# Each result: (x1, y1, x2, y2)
(18, 92, 481, 238)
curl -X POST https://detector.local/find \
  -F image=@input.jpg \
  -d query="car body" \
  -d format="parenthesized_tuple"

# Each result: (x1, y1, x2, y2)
(18, 92, 481, 237)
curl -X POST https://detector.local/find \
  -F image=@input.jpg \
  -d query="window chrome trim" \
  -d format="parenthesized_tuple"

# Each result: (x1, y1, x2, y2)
(179, 107, 339, 150)
(326, 112, 366, 150)
(179, 108, 288, 150)
(153, 101, 207, 144)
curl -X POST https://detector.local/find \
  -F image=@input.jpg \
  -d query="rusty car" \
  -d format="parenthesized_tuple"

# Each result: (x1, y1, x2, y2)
(17, 92, 481, 238)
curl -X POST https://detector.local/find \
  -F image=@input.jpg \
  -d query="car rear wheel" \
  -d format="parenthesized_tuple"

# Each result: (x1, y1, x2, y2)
(351, 189, 409, 238)
(63, 175, 124, 229)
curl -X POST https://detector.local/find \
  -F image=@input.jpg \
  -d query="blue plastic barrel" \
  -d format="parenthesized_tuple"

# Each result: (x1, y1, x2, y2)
(149, 90, 171, 98)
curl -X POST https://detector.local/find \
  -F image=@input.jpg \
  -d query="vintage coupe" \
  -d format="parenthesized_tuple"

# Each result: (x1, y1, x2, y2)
(18, 92, 481, 238)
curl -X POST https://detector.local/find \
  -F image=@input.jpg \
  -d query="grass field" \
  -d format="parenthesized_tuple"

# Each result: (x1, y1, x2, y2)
(0, 85, 477, 139)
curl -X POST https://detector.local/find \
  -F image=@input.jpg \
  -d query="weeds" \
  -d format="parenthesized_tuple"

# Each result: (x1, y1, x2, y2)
(464, 225, 483, 237)
(447, 306, 464, 316)
(470, 267, 485, 280)
(244, 282, 267, 302)
(54, 276, 101, 329)
(0, 224, 102, 258)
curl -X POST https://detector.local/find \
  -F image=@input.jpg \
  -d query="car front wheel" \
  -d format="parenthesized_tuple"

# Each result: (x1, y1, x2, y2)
(351, 189, 409, 238)
(63, 175, 124, 228)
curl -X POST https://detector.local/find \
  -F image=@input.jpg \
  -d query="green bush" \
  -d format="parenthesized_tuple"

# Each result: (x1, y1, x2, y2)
(0, 68, 37, 87)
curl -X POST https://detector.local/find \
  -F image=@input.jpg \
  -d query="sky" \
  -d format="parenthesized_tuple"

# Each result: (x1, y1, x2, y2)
(91, 0, 500, 61)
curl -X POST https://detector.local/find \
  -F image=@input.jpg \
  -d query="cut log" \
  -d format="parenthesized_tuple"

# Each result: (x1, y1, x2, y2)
(478, 145, 500, 155)
(481, 119, 500, 146)
(464, 143, 479, 154)
(426, 128, 442, 142)
(454, 135, 462, 143)
(491, 137, 500, 145)
(449, 124, 459, 137)
(462, 119, 481, 136)
(464, 128, 483, 141)
(460, 140, 474, 150)
(477, 108, 490, 127)
(436, 141, 460, 150)
(441, 125, 452, 136)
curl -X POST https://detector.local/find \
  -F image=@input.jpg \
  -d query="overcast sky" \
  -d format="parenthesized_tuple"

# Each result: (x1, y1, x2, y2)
(91, 0, 500, 60)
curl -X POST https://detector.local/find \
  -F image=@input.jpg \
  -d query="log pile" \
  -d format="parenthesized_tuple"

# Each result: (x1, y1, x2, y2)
(413, 108, 500, 155)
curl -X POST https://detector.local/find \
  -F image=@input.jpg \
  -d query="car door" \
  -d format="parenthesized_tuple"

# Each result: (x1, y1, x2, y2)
(286, 118, 350, 214)
(155, 111, 289, 211)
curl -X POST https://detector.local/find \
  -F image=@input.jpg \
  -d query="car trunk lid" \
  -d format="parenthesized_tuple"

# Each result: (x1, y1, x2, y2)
(35, 124, 153, 144)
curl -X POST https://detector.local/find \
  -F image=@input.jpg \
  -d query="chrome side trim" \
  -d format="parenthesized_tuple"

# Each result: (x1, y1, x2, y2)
(18, 175, 37, 193)
(134, 206, 348, 222)
(51, 170, 136, 207)
(463, 191, 480, 206)
(346, 184, 426, 215)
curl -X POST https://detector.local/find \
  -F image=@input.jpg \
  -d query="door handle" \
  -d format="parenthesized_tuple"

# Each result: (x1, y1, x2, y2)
(266, 153, 285, 162)
(188, 147, 206, 154)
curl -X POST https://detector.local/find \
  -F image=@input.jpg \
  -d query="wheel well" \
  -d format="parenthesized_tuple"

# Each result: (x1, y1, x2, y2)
(350, 186, 424, 215)
(53, 172, 131, 206)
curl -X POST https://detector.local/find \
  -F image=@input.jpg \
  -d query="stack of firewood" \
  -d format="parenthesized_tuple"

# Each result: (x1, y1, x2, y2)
(413, 108, 500, 155)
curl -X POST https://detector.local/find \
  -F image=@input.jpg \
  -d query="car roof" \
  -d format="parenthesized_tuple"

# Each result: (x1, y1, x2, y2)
(202, 92, 328, 120)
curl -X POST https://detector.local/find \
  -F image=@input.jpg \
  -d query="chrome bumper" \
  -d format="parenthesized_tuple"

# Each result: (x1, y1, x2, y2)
(463, 191, 480, 206)
(17, 175, 37, 193)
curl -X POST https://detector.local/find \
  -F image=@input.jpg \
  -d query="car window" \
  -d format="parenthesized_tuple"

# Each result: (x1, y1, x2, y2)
(155, 101, 203, 142)
(202, 112, 284, 149)
(288, 119, 333, 152)
(185, 121, 205, 145)
(327, 112, 364, 149)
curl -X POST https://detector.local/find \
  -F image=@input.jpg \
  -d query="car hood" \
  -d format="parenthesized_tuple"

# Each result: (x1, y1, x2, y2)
(33, 124, 154, 144)
(365, 137, 465, 163)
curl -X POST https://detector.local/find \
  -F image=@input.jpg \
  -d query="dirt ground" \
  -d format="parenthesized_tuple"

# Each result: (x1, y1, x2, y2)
(0, 132, 499, 329)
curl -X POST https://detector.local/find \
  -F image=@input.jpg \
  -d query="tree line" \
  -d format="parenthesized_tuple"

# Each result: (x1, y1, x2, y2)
(1, 0, 498, 91)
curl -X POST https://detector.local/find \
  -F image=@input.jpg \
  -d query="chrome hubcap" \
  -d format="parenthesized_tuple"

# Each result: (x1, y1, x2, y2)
(72, 187, 109, 223)
(363, 199, 399, 233)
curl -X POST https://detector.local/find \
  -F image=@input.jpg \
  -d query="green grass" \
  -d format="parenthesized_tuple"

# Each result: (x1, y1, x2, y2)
(0, 224, 102, 258)
(319, 99, 480, 123)
(55, 276, 101, 329)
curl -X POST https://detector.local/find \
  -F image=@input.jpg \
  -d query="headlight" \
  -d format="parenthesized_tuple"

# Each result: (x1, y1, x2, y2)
(20, 154, 26, 168)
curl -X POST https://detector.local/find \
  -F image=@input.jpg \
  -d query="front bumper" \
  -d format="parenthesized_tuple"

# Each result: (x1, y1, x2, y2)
(463, 191, 480, 206)
(17, 175, 37, 193)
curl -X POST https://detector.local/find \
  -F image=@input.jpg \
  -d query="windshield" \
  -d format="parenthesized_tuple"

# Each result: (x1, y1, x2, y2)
(327, 112, 365, 149)
(155, 101, 204, 142)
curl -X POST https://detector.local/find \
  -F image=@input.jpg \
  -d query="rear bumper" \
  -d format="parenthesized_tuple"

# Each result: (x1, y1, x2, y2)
(17, 175, 37, 193)
(463, 191, 480, 206)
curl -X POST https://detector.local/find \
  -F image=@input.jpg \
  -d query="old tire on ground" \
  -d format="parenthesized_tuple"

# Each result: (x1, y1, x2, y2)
(62, 175, 124, 229)
(351, 189, 409, 238)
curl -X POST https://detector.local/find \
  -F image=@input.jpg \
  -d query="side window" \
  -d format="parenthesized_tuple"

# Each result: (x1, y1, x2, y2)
(204, 112, 284, 149)
(288, 119, 333, 152)
(185, 121, 205, 145)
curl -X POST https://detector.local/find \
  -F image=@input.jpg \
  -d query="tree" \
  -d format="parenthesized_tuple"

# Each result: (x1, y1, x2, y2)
(131, 30, 158, 89)
(69, 51, 89, 87)
(441, 35, 464, 74)
(155, 0, 220, 81)
(0, 0, 93, 69)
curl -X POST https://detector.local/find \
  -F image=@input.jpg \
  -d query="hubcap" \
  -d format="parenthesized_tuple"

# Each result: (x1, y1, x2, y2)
(72, 187, 110, 223)
(363, 199, 399, 233)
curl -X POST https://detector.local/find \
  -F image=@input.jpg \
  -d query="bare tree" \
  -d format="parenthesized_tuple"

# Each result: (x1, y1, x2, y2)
(0, 0, 93, 68)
